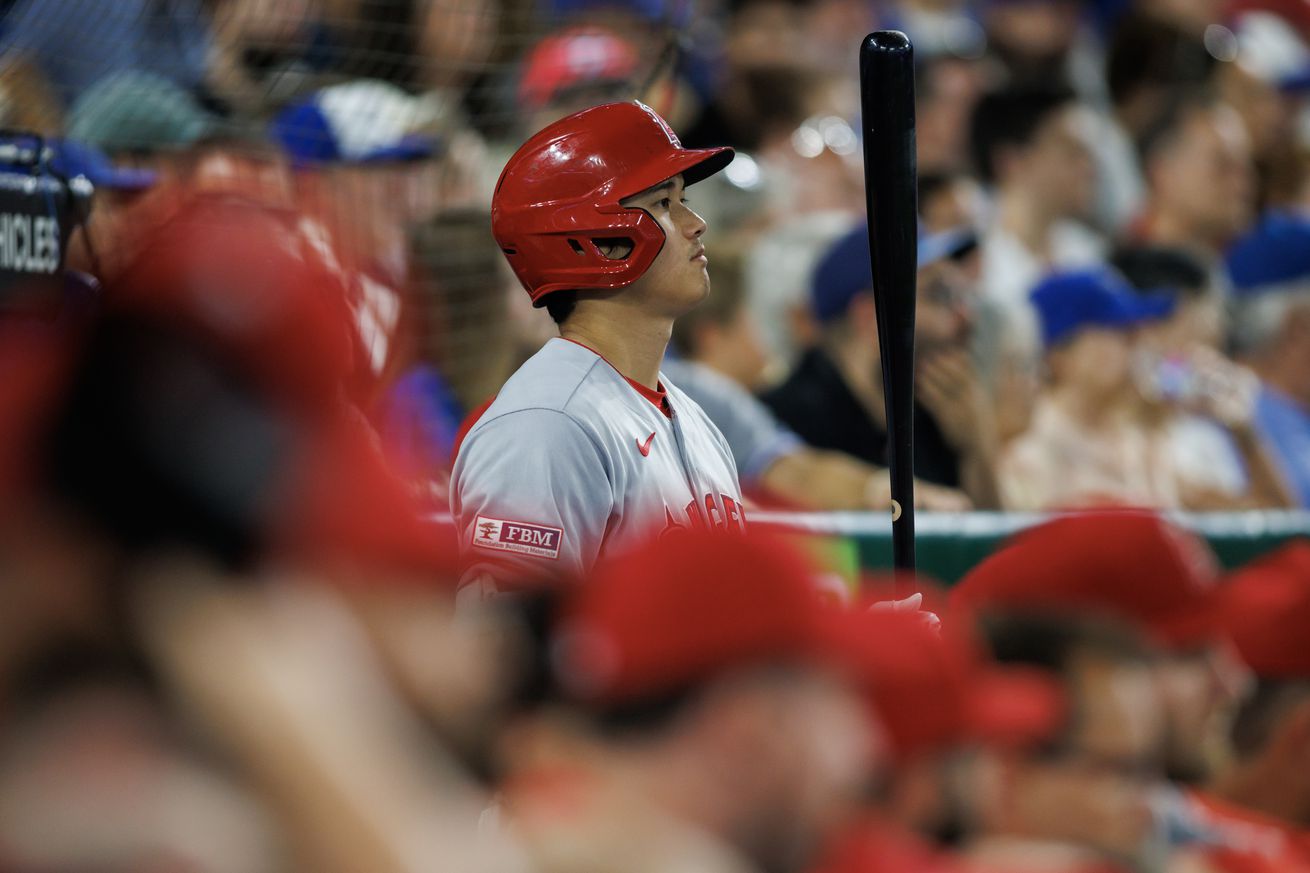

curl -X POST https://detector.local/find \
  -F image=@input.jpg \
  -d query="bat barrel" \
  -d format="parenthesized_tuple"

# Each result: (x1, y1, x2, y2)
(859, 31, 917, 571)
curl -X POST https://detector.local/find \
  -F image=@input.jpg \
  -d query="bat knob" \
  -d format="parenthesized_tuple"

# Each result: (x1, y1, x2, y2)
(864, 30, 911, 54)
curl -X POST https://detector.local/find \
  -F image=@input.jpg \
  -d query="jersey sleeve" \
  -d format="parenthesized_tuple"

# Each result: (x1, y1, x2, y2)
(450, 408, 614, 593)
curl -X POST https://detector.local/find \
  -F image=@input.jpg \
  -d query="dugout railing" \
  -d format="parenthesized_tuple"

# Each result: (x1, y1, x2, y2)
(751, 510, 1310, 584)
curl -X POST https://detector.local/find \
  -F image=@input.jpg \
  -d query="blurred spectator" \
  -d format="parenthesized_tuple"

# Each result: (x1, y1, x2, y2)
(951, 511, 1251, 790)
(970, 84, 1103, 371)
(517, 25, 640, 131)
(0, 0, 212, 107)
(764, 223, 1000, 507)
(682, 0, 811, 150)
(915, 53, 989, 176)
(413, 0, 501, 204)
(506, 527, 881, 873)
(1007, 257, 1289, 512)
(206, 0, 320, 114)
(381, 209, 518, 491)
(1135, 94, 1255, 267)
(741, 210, 854, 371)
(1203, 543, 1310, 860)
(1101, 9, 1218, 231)
(966, 613, 1171, 872)
(65, 71, 223, 167)
(665, 252, 970, 511)
(838, 604, 1065, 850)
(670, 251, 773, 391)
(885, 0, 987, 62)
(0, 50, 64, 135)
(1227, 212, 1310, 509)
(47, 139, 158, 286)
(999, 268, 1180, 510)
(979, 0, 1091, 91)
(1214, 11, 1310, 210)
(0, 193, 508, 873)
(273, 79, 445, 396)
(1134, 0, 1225, 35)
(1114, 245, 1294, 510)
(688, 62, 864, 223)
(918, 169, 985, 235)
(172, 126, 297, 206)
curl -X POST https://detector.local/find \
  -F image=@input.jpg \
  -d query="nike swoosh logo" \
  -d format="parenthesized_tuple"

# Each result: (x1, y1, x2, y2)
(637, 431, 656, 457)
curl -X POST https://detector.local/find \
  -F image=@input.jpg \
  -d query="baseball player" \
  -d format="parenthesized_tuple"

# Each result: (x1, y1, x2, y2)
(451, 101, 744, 592)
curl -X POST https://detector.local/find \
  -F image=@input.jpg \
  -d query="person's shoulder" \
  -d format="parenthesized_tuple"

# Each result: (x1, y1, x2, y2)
(476, 339, 610, 426)
(663, 372, 716, 425)
(760, 349, 829, 411)
(662, 358, 738, 404)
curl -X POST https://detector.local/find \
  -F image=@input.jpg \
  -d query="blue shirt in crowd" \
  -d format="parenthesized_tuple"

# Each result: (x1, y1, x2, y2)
(1254, 385, 1310, 508)
(0, 0, 211, 104)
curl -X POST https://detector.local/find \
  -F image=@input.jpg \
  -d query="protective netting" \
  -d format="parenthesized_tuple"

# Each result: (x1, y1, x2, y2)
(0, 1, 722, 458)
(5, 0, 1310, 514)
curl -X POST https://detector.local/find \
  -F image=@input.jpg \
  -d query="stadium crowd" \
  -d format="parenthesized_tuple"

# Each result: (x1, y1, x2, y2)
(4, 0, 1310, 871)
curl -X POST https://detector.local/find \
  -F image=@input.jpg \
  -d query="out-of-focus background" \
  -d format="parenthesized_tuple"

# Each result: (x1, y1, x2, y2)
(7, 0, 1310, 541)
(4, 2, 1310, 872)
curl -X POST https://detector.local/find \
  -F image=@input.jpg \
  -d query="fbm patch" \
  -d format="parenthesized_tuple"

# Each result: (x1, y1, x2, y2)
(472, 515, 564, 559)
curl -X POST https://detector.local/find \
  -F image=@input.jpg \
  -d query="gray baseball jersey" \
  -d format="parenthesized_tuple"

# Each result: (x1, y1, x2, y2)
(451, 338, 745, 591)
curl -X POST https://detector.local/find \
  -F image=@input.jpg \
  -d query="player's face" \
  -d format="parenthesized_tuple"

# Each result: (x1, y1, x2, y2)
(1002, 658, 1165, 862)
(915, 259, 975, 357)
(1053, 327, 1135, 399)
(621, 174, 711, 317)
(1155, 645, 1251, 783)
(1159, 108, 1254, 242)
(1028, 106, 1096, 220)
(727, 671, 882, 873)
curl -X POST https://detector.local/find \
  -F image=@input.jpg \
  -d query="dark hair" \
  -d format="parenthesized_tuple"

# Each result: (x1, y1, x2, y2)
(1229, 678, 1310, 758)
(1111, 245, 1210, 301)
(670, 250, 745, 357)
(1106, 14, 1216, 111)
(544, 289, 578, 326)
(727, 0, 813, 16)
(42, 314, 281, 570)
(585, 662, 815, 740)
(918, 169, 959, 207)
(1137, 91, 1219, 168)
(410, 210, 515, 408)
(981, 612, 1154, 675)
(979, 613, 1155, 754)
(968, 86, 1077, 184)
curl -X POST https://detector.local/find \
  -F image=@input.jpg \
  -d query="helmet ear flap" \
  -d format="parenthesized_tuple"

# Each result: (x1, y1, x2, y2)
(501, 205, 666, 304)
(591, 237, 635, 260)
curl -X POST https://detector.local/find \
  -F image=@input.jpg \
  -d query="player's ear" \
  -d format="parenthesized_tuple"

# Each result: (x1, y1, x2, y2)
(593, 237, 634, 260)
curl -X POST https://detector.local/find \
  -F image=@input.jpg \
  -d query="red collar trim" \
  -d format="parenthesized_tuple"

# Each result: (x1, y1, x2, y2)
(561, 337, 672, 418)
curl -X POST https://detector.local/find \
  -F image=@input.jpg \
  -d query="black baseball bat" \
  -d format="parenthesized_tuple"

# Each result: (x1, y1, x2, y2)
(859, 31, 917, 571)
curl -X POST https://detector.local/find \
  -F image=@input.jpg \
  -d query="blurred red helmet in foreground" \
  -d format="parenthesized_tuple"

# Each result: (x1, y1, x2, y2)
(1, 195, 454, 580)
(553, 527, 862, 704)
(951, 510, 1225, 650)
(1221, 541, 1310, 679)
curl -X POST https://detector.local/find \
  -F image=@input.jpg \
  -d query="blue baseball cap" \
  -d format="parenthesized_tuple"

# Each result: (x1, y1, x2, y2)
(1226, 211, 1310, 294)
(811, 223, 978, 323)
(1030, 268, 1176, 348)
(271, 79, 442, 167)
(49, 139, 157, 191)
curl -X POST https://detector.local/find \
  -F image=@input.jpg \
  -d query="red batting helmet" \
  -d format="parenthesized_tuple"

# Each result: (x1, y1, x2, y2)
(492, 101, 734, 305)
